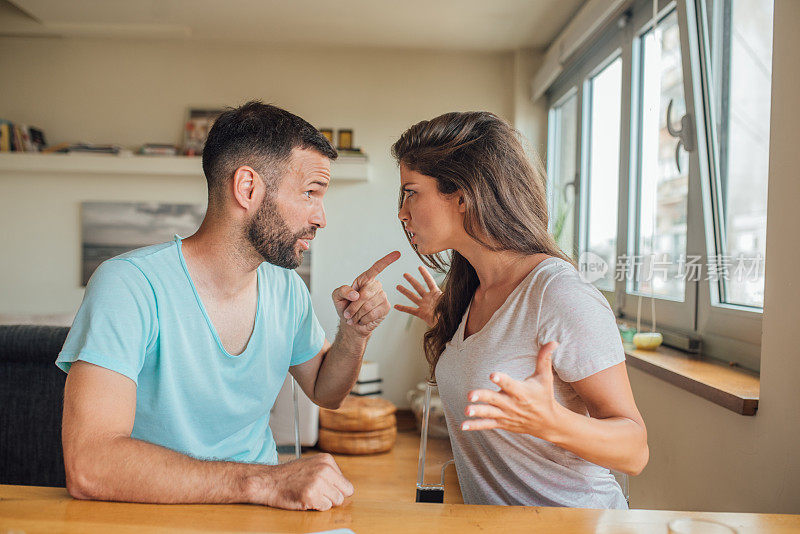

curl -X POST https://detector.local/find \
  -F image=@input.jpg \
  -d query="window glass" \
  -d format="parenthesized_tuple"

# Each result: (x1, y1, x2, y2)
(709, 0, 773, 308)
(586, 57, 622, 291)
(635, 10, 689, 300)
(549, 93, 579, 257)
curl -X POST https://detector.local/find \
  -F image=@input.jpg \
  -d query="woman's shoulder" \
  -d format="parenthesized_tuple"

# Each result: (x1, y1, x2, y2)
(521, 256, 612, 314)
(523, 255, 580, 294)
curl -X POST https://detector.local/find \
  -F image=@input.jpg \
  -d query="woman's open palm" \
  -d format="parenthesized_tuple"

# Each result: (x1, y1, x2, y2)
(394, 266, 442, 327)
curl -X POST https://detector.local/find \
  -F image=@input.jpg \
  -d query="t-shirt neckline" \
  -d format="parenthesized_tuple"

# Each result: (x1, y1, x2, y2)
(459, 256, 560, 345)
(173, 234, 263, 359)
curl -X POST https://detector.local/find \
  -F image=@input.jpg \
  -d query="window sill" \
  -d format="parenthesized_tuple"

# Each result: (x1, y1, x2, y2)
(624, 342, 759, 415)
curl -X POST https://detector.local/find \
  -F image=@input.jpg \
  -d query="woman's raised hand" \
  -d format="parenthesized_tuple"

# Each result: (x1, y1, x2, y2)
(461, 341, 563, 440)
(394, 266, 442, 327)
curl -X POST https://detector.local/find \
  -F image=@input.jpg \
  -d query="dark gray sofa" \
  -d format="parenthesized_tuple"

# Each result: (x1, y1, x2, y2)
(0, 324, 69, 487)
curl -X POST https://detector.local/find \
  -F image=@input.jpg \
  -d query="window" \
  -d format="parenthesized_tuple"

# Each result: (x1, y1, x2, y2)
(547, 91, 579, 258)
(633, 10, 689, 301)
(583, 57, 623, 291)
(706, 0, 773, 308)
(545, 0, 774, 370)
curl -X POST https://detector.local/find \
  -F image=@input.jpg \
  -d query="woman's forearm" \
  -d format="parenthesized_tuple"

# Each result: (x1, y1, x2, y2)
(463, 345, 648, 476)
(543, 404, 649, 476)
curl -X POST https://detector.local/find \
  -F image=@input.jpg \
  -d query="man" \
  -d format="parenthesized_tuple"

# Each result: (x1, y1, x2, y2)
(57, 101, 399, 511)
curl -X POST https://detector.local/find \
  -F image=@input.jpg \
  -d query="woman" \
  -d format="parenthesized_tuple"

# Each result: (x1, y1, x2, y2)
(391, 111, 648, 508)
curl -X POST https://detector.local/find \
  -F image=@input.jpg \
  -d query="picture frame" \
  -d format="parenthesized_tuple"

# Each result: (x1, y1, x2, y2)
(183, 108, 225, 156)
(81, 201, 205, 286)
(337, 129, 353, 150)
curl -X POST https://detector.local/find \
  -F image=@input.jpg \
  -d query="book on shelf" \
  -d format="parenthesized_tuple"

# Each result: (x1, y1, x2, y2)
(28, 127, 46, 150)
(351, 360, 382, 397)
(35, 142, 122, 155)
(12, 124, 24, 151)
(40, 142, 70, 154)
(0, 122, 10, 152)
(0, 120, 46, 152)
(350, 378, 383, 397)
(66, 143, 121, 154)
(39, 142, 120, 155)
(139, 143, 179, 156)
(358, 360, 380, 382)
(350, 381, 382, 397)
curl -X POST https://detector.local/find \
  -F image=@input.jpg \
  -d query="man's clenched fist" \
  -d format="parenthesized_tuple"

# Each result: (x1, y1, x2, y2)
(243, 453, 354, 511)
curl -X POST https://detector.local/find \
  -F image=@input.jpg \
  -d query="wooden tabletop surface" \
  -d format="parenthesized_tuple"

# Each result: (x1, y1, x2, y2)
(4, 483, 800, 533)
(2, 431, 798, 533)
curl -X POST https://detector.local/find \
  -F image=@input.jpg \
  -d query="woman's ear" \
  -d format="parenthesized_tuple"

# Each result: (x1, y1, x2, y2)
(457, 193, 467, 213)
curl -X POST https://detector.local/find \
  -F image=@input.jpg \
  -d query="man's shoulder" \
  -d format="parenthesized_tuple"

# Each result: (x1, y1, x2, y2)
(113, 240, 176, 264)
(88, 240, 178, 290)
(111, 240, 180, 276)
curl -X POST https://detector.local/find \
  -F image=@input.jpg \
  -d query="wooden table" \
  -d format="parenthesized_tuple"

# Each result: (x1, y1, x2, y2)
(2, 430, 797, 533)
(2, 484, 800, 533)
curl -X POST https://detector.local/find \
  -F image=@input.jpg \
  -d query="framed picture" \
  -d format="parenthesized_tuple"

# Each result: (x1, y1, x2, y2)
(337, 129, 353, 150)
(319, 129, 333, 144)
(81, 201, 205, 286)
(183, 108, 225, 156)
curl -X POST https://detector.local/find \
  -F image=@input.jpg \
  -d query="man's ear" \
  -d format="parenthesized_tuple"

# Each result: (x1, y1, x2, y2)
(232, 166, 260, 210)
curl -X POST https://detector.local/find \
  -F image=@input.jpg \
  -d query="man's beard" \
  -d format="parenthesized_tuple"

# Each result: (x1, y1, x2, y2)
(246, 194, 314, 269)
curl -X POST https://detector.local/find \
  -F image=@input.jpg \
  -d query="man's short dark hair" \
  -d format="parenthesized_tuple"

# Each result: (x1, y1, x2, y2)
(201, 101, 337, 206)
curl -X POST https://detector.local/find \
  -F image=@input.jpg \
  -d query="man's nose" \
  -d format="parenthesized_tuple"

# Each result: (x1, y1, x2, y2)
(310, 202, 327, 229)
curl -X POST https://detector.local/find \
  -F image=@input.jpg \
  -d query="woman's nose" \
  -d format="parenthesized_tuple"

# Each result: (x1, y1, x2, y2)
(398, 204, 409, 222)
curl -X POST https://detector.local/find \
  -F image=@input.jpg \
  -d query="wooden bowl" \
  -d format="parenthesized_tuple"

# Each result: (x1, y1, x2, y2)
(319, 395, 397, 432)
(318, 426, 397, 455)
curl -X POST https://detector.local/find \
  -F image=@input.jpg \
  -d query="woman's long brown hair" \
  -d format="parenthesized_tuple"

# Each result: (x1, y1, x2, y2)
(391, 111, 572, 382)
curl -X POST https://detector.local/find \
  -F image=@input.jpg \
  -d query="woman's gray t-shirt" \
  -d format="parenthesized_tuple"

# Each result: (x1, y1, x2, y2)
(435, 257, 628, 508)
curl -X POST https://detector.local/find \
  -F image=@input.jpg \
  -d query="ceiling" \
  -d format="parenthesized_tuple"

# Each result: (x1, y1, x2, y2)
(2, 0, 585, 51)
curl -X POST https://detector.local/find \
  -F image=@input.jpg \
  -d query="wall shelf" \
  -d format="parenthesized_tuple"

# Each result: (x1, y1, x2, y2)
(0, 152, 369, 182)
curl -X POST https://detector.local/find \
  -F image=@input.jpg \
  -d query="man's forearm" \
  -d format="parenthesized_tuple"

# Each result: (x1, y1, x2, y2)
(312, 324, 369, 407)
(68, 434, 260, 504)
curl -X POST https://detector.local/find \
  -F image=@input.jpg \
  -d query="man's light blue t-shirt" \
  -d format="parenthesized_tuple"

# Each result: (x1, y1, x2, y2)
(56, 235, 325, 465)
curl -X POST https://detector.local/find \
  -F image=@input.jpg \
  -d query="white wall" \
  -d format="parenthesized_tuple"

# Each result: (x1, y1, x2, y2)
(624, 0, 800, 513)
(512, 48, 548, 156)
(0, 36, 514, 407)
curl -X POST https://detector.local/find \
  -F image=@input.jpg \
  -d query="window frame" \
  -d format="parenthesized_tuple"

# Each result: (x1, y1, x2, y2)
(548, 19, 627, 267)
(619, 0, 697, 334)
(685, 0, 764, 369)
